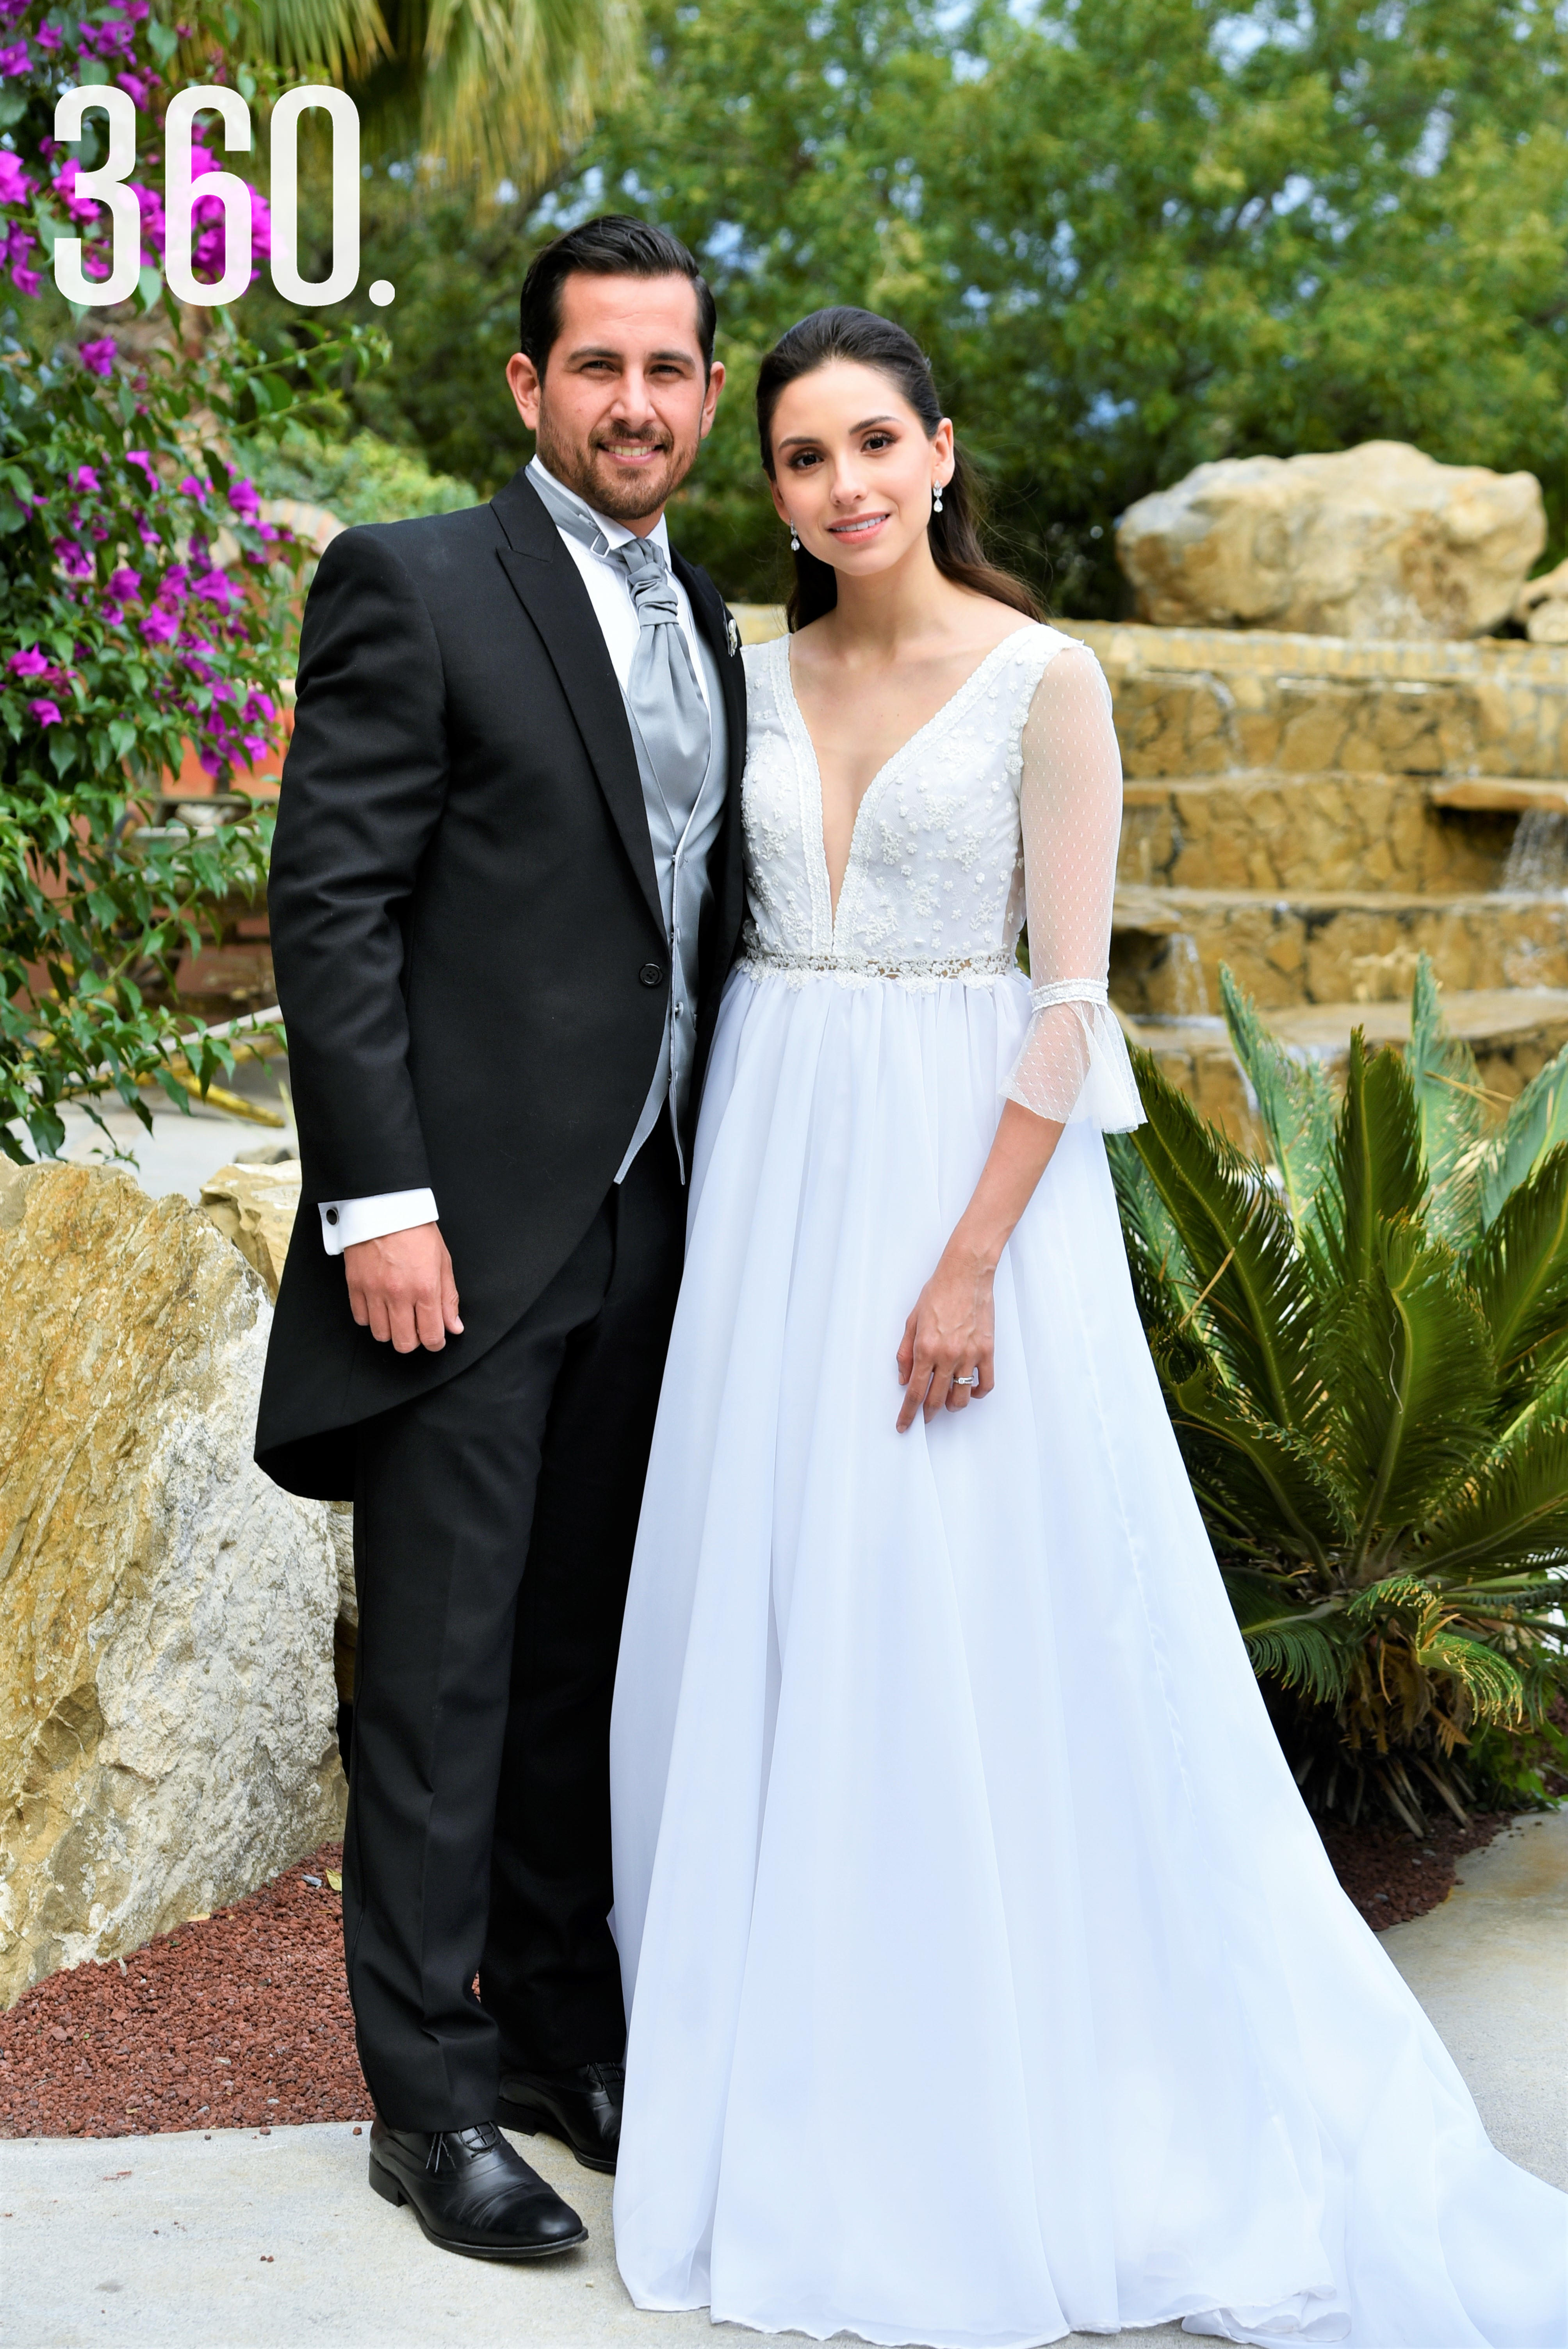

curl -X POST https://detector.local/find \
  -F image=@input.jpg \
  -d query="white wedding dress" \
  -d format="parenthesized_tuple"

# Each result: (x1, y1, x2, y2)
(608, 624, 1566, 2348)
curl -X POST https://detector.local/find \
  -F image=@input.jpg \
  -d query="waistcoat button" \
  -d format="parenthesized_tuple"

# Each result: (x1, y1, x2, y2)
(639, 961, 665, 987)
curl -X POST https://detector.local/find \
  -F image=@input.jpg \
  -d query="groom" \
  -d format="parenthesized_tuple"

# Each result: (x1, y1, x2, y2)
(256, 217, 746, 2258)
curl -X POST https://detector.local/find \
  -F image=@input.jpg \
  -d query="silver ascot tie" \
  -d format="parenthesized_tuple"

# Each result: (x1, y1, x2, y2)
(530, 463, 711, 829)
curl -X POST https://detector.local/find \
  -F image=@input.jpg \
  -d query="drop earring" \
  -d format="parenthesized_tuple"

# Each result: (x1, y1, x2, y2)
(932, 481, 944, 516)
(789, 519, 800, 551)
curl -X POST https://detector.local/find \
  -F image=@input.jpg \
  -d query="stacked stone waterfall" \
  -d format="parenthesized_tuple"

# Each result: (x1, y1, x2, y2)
(1098, 444, 1568, 1140)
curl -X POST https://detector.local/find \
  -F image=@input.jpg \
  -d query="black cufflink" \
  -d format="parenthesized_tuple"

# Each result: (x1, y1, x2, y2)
(325, 1206, 339, 1224)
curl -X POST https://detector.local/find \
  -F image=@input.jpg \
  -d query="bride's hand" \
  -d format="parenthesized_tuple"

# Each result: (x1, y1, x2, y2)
(896, 1243, 996, 1430)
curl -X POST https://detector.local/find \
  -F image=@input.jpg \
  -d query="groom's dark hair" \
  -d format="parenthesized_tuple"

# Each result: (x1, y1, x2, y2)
(519, 216, 717, 377)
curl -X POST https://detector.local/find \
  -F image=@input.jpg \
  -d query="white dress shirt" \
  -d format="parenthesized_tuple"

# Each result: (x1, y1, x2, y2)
(317, 460, 712, 1257)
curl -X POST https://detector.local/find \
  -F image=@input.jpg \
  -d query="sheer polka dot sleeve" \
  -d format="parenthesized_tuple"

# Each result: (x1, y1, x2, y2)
(1003, 643, 1144, 1132)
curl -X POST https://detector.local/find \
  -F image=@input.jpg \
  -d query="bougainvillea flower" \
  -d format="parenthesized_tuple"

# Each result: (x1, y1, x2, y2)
(178, 474, 207, 501)
(0, 152, 33, 204)
(228, 476, 261, 520)
(117, 71, 151, 106)
(108, 566, 141, 599)
(139, 607, 180, 645)
(78, 337, 117, 378)
(36, 20, 60, 50)
(0, 42, 30, 76)
(28, 700, 64, 728)
(8, 646, 50, 679)
(71, 466, 102, 494)
(53, 538, 94, 582)
(126, 449, 158, 485)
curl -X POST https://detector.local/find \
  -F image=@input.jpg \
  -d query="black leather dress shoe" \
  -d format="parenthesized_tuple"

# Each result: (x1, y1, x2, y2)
(367, 2117, 587, 2260)
(496, 2060, 624, 2174)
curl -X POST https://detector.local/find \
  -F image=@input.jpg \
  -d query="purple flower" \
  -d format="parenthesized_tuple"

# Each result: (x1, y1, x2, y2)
(53, 538, 94, 582)
(0, 152, 33, 205)
(11, 263, 39, 296)
(8, 645, 50, 679)
(109, 566, 142, 599)
(36, 20, 59, 50)
(78, 337, 117, 378)
(0, 42, 30, 77)
(228, 476, 261, 521)
(126, 449, 157, 487)
(178, 474, 207, 501)
(117, 70, 151, 107)
(28, 699, 63, 728)
(243, 689, 276, 726)
(139, 607, 180, 645)
(71, 465, 102, 494)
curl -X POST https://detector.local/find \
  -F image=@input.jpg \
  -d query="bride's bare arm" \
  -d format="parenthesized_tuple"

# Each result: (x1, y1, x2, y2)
(896, 644, 1137, 1431)
(896, 1102, 1063, 1428)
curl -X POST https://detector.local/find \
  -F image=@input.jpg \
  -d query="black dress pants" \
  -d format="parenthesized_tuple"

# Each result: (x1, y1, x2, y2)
(342, 1125, 684, 2128)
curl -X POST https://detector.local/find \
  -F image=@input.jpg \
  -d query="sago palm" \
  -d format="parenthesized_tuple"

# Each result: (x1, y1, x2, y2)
(1107, 957, 1568, 1833)
(244, 0, 640, 190)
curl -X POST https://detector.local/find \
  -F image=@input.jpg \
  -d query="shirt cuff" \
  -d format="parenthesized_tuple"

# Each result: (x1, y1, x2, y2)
(319, 1188, 439, 1256)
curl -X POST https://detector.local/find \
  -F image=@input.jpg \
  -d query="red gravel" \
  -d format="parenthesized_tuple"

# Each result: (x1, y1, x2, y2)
(0, 1845, 369, 2140)
(0, 1813, 1519, 2139)
(1316, 1808, 1512, 1932)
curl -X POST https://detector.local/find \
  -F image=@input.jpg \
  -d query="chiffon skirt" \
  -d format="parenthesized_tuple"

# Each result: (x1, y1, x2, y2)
(608, 967, 1566, 2348)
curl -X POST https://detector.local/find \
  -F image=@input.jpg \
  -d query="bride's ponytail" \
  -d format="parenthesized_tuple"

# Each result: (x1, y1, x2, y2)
(755, 307, 1041, 631)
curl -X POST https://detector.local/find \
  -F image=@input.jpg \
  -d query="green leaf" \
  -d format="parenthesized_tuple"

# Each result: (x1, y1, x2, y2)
(1416, 1419, 1568, 1582)
(1476, 1047, 1568, 1227)
(1219, 964, 1336, 1234)
(1466, 1144, 1568, 1383)
(1168, 1365, 1349, 1558)
(1318, 1030, 1427, 1294)
(1318, 1216, 1496, 1546)
(1127, 1047, 1320, 1430)
(1405, 955, 1486, 1243)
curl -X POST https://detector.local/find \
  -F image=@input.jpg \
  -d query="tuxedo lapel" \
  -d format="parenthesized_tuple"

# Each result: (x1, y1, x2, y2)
(490, 469, 663, 934)
(672, 551, 748, 983)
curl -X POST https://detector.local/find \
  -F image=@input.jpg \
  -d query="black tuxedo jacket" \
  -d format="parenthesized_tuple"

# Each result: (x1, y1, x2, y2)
(254, 467, 748, 1500)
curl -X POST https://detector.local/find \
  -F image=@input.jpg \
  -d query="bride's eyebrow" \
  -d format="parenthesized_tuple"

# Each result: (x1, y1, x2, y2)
(777, 414, 898, 449)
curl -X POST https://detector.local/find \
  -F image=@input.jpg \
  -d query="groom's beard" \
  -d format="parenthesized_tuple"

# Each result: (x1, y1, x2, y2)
(534, 413, 699, 526)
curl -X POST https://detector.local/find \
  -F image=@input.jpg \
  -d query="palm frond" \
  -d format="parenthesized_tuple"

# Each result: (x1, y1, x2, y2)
(1237, 1616, 1351, 1706)
(1405, 955, 1486, 1244)
(1317, 1030, 1427, 1294)
(1127, 1048, 1320, 1429)
(1414, 1417, 1568, 1581)
(1168, 1367, 1349, 1559)
(245, 0, 390, 78)
(1315, 1216, 1496, 1546)
(1218, 964, 1336, 1234)
(1476, 1044, 1568, 1227)
(1465, 1143, 1568, 1383)
(420, 0, 641, 185)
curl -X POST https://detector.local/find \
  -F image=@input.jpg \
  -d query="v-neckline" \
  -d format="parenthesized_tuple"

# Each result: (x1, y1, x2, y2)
(779, 629, 1037, 934)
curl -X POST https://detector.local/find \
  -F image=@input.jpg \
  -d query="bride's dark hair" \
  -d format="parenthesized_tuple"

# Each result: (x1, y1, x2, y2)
(755, 306, 1041, 633)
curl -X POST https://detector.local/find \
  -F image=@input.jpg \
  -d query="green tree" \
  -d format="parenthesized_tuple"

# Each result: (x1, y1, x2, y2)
(314, 0, 1568, 612)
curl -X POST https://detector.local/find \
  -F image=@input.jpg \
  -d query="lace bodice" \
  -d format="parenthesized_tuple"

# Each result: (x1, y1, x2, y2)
(736, 625, 1143, 1130)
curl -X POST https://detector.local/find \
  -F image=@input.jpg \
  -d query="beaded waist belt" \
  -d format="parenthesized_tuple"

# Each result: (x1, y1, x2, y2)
(736, 944, 1021, 987)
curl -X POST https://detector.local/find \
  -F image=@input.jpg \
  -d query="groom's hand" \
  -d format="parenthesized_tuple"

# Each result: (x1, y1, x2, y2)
(344, 1226, 463, 1354)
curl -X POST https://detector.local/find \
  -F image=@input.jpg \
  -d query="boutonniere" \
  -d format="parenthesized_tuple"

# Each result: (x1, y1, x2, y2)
(726, 610, 741, 658)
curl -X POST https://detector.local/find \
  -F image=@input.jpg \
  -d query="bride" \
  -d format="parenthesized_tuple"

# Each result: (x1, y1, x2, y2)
(605, 305, 1565, 2347)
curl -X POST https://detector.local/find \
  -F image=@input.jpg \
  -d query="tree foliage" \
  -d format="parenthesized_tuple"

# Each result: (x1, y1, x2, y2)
(318, 0, 1568, 613)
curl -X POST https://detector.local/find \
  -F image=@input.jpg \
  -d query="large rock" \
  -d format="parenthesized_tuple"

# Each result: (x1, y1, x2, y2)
(1515, 557, 1568, 645)
(0, 1163, 342, 2008)
(199, 1156, 303, 1302)
(1117, 443, 1545, 640)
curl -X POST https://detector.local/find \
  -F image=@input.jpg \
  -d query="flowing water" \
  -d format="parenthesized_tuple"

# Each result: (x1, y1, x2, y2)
(1499, 809, 1568, 895)
(1166, 931, 1211, 1016)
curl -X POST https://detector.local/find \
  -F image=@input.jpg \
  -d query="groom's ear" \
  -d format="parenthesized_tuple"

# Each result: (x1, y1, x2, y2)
(506, 351, 543, 434)
(698, 359, 726, 441)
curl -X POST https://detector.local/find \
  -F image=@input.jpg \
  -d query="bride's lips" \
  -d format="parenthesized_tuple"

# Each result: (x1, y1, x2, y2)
(825, 512, 891, 542)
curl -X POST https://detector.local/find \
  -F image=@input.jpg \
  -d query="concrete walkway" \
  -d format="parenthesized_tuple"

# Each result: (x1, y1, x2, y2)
(4, 1815, 1563, 2349)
